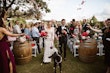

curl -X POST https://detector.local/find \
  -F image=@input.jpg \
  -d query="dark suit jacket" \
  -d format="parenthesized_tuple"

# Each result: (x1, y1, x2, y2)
(56, 26, 68, 35)
(82, 24, 89, 32)
(56, 26, 68, 42)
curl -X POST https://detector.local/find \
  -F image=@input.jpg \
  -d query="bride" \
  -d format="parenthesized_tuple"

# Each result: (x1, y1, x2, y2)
(43, 21, 57, 63)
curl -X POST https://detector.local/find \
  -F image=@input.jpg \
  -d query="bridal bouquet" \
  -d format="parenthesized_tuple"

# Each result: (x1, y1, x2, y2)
(40, 31, 48, 37)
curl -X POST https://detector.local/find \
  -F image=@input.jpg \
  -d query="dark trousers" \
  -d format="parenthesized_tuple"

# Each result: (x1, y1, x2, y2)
(32, 37, 41, 53)
(42, 38, 45, 48)
(104, 47, 110, 67)
(59, 36, 67, 58)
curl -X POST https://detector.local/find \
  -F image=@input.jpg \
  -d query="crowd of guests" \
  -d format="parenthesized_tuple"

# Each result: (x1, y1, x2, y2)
(0, 17, 110, 73)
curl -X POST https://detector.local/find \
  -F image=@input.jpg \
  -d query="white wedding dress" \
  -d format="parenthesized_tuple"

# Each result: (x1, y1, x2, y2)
(43, 27, 55, 63)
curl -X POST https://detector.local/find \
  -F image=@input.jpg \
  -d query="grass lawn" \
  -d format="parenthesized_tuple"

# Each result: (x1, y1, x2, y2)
(16, 47, 106, 73)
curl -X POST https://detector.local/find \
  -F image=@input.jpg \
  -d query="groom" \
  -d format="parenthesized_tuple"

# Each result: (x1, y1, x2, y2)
(56, 19, 68, 60)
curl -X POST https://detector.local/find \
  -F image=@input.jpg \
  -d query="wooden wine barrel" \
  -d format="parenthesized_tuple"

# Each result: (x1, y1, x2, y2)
(78, 39, 98, 63)
(13, 41, 32, 64)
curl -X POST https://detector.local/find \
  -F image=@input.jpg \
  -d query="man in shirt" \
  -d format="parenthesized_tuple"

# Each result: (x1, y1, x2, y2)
(32, 23, 41, 54)
(13, 21, 22, 34)
(82, 19, 89, 32)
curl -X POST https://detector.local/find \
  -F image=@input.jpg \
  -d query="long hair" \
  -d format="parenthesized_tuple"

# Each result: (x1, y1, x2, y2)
(0, 18, 5, 27)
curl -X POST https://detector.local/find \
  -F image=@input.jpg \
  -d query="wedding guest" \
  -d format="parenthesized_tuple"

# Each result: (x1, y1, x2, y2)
(88, 18, 110, 73)
(0, 18, 24, 73)
(13, 21, 22, 34)
(31, 23, 41, 53)
(24, 24, 31, 38)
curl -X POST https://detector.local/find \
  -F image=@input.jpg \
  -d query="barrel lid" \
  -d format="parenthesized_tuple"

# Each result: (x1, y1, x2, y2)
(84, 39, 96, 43)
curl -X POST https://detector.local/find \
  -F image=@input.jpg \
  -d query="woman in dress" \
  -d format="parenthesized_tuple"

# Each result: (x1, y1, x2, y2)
(0, 18, 24, 73)
(88, 18, 110, 73)
(43, 21, 56, 63)
(72, 21, 82, 43)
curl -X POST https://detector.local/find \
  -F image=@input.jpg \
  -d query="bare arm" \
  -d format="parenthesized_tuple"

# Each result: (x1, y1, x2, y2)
(87, 24, 102, 33)
(2, 28, 23, 37)
(79, 24, 82, 33)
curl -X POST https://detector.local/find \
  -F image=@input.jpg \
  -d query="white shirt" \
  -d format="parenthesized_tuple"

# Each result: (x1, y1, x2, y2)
(61, 26, 66, 30)
(13, 24, 21, 34)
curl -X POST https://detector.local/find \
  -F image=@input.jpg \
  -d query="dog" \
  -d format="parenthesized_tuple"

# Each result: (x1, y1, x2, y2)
(48, 50, 62, 73)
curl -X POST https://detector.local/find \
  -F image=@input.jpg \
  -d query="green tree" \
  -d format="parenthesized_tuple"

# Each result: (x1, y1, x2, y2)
(90, 16, 98, 26)
(0, 0, 50, 20)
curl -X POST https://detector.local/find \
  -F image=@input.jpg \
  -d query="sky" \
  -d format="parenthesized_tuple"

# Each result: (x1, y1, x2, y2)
(43, 0, 110, 22)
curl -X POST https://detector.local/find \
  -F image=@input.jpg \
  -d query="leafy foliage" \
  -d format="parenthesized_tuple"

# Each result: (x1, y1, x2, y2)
(0, 0, 50, 20)
(90, 16, 98, 26)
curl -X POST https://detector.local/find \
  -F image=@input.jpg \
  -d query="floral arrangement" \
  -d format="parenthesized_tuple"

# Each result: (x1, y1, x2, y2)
(82, 32, 88, 36)
(40, 31, 48, 37)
